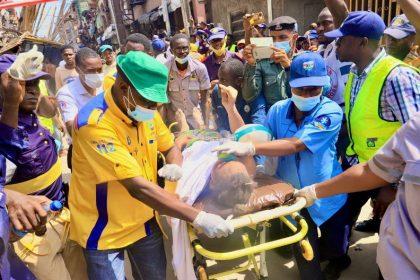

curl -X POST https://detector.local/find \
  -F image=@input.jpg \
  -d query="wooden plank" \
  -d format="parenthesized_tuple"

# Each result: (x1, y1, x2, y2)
(0, 0, 56, 10)
(381, 0, 385, 20)
(387, 0, 392, 25)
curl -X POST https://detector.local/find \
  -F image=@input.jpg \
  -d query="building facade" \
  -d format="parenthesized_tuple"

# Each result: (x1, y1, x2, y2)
(207, 0, 325, 40)
(133, 0, 206, 37)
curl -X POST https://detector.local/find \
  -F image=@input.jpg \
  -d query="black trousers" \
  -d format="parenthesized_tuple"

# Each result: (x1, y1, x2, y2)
(292, 205, 352, 280)
(347, 189, 379, 226)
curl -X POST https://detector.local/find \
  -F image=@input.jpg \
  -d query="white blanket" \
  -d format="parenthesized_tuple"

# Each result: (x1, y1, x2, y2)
(171, 140, 220, 280)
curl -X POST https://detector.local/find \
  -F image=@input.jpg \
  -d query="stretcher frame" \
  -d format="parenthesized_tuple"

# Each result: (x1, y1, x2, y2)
(159, 132, 313, 279)
(188, 197, 313, 280)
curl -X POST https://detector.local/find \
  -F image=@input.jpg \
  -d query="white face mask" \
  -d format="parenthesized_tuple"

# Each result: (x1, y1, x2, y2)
(84, 73, 104, 89)
(123, 87, 156, 122)
(291, 88, 323, 112)
(175, 55, 189, 65)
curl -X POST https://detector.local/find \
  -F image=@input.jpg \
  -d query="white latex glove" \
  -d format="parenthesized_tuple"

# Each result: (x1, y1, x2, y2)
(158, 164, 183, 181)
(294, 184, 318, 207)
(7, 45, 44, 81)
(212, 141, 255, 157)
(192, 211, 234, 238)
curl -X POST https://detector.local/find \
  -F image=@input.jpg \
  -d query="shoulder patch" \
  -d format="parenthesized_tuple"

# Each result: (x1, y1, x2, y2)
(312, 115, 331, 130)
(77, 93, 108, 129)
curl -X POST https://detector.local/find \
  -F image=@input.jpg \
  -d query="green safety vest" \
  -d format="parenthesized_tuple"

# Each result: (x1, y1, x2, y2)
(344, 55, 417, 163)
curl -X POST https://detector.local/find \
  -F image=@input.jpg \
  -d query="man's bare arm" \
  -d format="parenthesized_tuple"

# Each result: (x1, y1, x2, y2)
(199, 89, 210, 127)
(397, 0, 420, 30)
(162, 145, 183, 166)
(36, 96, 58, 118)
(325, 0, 349, 27)
(120, 176, 199, 222)
(315, 162, 388, 198)
(254, 137, 306, 157)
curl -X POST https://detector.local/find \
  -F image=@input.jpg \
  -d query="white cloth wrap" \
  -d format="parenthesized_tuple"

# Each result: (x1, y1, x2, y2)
(170, 140, 220, 280)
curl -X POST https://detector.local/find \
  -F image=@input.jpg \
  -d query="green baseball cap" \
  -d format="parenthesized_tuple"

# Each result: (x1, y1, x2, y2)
(117, 51, 169, 103)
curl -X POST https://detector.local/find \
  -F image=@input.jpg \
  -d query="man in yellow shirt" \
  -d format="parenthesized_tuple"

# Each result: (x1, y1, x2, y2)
(70, 51, 233, 279)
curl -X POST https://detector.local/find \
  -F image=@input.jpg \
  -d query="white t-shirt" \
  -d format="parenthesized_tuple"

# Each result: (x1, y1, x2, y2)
(318, 41, 353, 107)
(57, 77, 101, 123)
(155, 53, 168, 65)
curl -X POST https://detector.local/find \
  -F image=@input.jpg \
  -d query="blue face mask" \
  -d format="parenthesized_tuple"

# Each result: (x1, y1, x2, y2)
(291, 93, 321, 112)
(128, 105, 155, 122)
(274, 41, 291, 54)
(124, 87, 156, 122)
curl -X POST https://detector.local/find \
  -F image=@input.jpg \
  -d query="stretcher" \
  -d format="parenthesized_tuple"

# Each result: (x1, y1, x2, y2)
(161, 128, 313, 279)
(189, 196, 313, 280)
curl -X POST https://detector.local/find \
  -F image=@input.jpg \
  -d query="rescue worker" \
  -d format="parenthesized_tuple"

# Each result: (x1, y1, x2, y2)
(325, 10, 420, 233)
(0, 53, 83, 280)
(165, 33, 211, 128)
(0, 155, 47, 280)
(295, 111, 420, 280)
(242, 16, 296, 125)
(69, 51, 233, 280)
(316, 2, 354, 189)
(214, 52, 351, 280)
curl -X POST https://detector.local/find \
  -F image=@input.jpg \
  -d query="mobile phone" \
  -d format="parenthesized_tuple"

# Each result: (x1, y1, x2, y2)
(251, 37, 274, 60)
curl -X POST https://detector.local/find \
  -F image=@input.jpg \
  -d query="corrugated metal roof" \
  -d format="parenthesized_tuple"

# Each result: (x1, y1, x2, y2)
(0, 31, 62, 54)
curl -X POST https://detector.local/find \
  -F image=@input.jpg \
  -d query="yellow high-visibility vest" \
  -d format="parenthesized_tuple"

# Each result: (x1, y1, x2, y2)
(344, 55, 417, 162)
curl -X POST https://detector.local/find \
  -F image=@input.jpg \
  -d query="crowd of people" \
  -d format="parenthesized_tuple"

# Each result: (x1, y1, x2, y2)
(0, 0, 419, 279)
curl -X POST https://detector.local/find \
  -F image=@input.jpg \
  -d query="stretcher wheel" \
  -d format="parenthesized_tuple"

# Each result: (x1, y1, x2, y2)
(197, 266, 208, 280)
(300, 239, 314, 261)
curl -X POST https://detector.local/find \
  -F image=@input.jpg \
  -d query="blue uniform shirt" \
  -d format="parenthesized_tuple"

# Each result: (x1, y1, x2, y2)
(265, 97, 347, 226)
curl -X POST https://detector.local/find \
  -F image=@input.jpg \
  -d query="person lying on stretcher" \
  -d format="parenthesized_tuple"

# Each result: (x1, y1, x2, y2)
(170, 106, 295, 280)
(171, 79, 294, 211)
